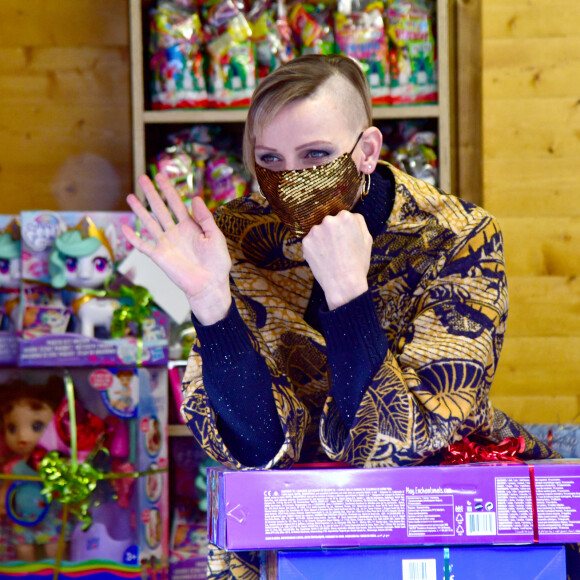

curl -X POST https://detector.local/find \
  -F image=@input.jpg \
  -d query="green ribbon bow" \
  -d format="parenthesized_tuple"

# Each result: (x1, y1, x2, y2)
(110, 283, 155, 339)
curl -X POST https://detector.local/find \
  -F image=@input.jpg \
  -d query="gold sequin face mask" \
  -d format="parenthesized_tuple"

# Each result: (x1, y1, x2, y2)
(254, 133, 364, 238)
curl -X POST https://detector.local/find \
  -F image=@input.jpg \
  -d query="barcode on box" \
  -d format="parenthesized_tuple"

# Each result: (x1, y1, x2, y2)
(466, 511, 497, 535)
(402, 559, 437, 580)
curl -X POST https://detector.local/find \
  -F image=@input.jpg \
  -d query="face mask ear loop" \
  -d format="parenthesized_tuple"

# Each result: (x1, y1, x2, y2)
(349, 131, 364, 156)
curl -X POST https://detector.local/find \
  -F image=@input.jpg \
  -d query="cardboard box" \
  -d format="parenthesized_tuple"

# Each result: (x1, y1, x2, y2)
(0, 367, 169, 578)
(263, 545, 567, 580)
(208, 461, 580, 551)
(18, 211, 168, 367)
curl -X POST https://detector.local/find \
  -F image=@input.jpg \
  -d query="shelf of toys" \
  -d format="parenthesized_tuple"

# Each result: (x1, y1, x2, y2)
(129, 0, 455, 211)
(0, 213, 171, 579)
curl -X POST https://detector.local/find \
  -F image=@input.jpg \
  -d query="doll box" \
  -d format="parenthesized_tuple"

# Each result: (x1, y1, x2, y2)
(0, 366, 169, 578)
(18, 211, 169, 367)
(207, 460, 580, 551)
(262, 545, 567, 580)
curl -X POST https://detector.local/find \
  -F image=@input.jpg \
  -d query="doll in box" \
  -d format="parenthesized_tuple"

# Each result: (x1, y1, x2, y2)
(0, 375, 68, 562)
(48, 217, 120, 338)
(0, 221, 22, 332)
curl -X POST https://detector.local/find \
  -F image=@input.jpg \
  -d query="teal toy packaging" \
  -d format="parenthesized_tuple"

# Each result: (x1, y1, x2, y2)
(0, 217, 20, 366)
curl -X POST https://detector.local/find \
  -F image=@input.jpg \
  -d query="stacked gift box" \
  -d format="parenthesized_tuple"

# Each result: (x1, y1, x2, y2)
(207, 460, 580, 579)
(0, 212, 171, 579)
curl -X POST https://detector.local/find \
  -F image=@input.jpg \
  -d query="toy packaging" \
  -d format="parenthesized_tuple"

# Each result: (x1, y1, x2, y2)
(262, 545, 567, 580)
(18, 211, 169, 367)
(0, 217, 20, 366)
(0, 366, 169, 579)
(208, 460, 580, 551)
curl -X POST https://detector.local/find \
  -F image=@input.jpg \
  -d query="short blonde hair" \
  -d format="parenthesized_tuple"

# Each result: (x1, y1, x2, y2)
(243, 54, 373, 175)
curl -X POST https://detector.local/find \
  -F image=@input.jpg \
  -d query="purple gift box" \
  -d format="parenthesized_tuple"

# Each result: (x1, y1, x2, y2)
(263, 545, 567, 580)
(208, 460, 580, 551)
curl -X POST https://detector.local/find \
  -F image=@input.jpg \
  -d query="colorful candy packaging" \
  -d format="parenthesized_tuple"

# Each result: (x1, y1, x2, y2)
(380, 120, 438, 185)
(335, 0, 390, 105)
(387, 0, 437, 105)
(149, 1, 208, 109)
(200, 0, 257, 108)
(149, 126, 250, 213)
(288, 2, 335, 55)
(248, 0, 295, 79)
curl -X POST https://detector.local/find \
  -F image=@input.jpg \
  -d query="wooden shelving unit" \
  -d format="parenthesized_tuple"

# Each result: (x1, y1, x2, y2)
(129, 0, 456, 193)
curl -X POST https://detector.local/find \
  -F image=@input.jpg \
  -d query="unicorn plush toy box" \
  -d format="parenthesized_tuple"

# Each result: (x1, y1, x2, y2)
(0, 216, 21, 366)
(18, 211, 169, 367)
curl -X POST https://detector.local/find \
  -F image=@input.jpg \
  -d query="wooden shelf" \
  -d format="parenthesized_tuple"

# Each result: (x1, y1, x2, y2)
(168, 424, 193, 437)
(129, 0, 455, 189)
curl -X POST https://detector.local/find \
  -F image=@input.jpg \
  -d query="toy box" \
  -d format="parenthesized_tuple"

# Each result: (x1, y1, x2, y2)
(0, 216, 20, 366)
(168, 437, 220, 580)
(0, 366, 169, 579)
(262, 545, 567, 580)
(18, 211, 169, 367)
(524, 424, 580, 458)
(207, 460, 580, 551)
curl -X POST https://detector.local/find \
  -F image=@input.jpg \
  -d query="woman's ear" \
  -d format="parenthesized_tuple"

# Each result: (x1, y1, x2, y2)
(360, 127, 383, 173)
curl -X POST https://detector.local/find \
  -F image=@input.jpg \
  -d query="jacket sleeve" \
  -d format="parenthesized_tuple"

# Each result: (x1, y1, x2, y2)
(320, 216, 509, 467)
(179, 267, 321, 470)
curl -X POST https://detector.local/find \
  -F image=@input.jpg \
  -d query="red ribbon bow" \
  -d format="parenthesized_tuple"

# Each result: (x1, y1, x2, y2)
(441, 436, 526, 465)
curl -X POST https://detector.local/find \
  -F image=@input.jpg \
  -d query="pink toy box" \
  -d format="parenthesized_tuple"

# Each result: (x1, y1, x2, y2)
(18, 211, 169, 367)
(0, 366, 169, 579)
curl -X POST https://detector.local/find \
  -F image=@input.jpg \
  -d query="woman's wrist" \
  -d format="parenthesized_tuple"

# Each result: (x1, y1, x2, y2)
(188, 283, 232, 326)
(324, 279, 369, 311)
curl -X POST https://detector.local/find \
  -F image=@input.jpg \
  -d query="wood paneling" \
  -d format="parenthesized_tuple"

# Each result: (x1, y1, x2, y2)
(0, 1, 132, 212)
(482, 0, 580, 424)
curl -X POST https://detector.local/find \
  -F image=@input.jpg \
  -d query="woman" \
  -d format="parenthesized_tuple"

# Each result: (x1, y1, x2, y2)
(122, 54, 556, 578)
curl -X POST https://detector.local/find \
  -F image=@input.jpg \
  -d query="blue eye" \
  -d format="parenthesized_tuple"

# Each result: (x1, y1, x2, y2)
(0, 259, 9, 275)
(305, 149, 330, 160)
(258, 153, 280, 165)
(33, 421, 46, 433)
(65, 257, 78, 272)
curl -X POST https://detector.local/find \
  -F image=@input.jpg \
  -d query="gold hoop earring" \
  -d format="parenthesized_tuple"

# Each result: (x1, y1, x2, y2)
(361, 172, 371, 198)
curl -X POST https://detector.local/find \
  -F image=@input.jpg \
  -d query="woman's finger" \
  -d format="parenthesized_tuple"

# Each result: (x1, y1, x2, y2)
(137, 174, 177, 232)
(125, 193, 164, 240)
(120, 223, 155, 258)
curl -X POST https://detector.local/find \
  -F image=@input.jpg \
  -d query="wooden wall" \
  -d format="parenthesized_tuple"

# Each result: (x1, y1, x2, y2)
(481, 0, 580, 422)
(0, 0, 132, 212)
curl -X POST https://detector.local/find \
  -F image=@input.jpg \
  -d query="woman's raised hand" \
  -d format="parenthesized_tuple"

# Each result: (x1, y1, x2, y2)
(121, 173, 232, 325)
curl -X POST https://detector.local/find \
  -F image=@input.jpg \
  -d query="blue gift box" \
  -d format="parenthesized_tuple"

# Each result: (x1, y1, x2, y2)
(524, 424, 580, 458)
(264, 545, 567, 580)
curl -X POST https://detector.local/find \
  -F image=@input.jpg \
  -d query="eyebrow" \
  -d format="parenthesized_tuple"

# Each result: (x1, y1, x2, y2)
(255, 140, 334, 152)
